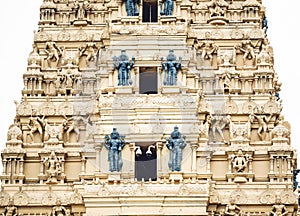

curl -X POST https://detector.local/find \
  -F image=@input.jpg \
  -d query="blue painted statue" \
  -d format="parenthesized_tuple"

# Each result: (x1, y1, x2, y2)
(113, 50, 135, 86)
(124, 0, 139, 16)
(166, 126, 187, 172)
(161, 50, 182, 86)
(160, 0, 174, 16)
(104, 128, 126, 172)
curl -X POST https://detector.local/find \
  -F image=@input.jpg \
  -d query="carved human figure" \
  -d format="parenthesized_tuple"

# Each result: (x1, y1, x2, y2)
(45, 41, 62, 67)
(199, 115, 211, 139)
(166, 126, 187, 172)
(208, 0, 227, 17)
(74, 0, 90, 20)
(104, 128, 126, 172)
(161, 50, 182, 86)
(27, 116, 45, 143)
(113, 50, 135, 86)
(231, 150, 249, 173)
(63, 116, 82, 143)
(224, 198, 241, 216)
(2, 199, 18, 216)
(235, 36, 257, 63)
(160, 0, 174, 16)
(124, 0, 139, 16)
(79, 42, 98, 65)
(196, 34, 218, 65)
(250, 113, 273, 140)
(51, 199, 70, 216)
(210, 114, 231, 142)
(270, 197, 288, 216)
(222, 72, 231, 91)
(43, 151, 62, 183)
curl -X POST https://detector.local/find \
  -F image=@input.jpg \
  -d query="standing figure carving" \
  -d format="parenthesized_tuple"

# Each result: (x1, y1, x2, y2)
(104, 128, 126, 172)
(210, 114, 231, 143)
(124, 0, 139, 16)
(166, 126, 187, 172)
(74, 0, 90, 20)
(160, 0, 174, 16)
(27, 116, 45, 143)
(45, 41, 63, 67)
(113, 50, 135, 86)
(235, 36, 257, 63)
(161, 50, 182, 86)
(63, 115, 82, 143)
(196, 33, 218, 65)
(43, 151, 63, 184)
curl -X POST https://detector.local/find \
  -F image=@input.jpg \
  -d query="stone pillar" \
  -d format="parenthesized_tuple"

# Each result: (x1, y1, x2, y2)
(157, 141, 163, 176)
(129, 143, 135, 174)
(81, 157, 87, 174)
(270, 156, 274, 174)
(94, 144, 102, 173)
(190, 143, 198, 173)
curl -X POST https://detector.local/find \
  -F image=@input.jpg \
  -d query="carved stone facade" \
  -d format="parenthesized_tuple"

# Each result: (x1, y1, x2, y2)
(0, 0, 298, 215)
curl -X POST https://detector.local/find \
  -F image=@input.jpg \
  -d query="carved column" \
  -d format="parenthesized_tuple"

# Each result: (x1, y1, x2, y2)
(176, 0, 181, 17)
(94, 144, 103, 173)
(81, 157, 87, 174)
(2, 159, 7, 175)
(270, 156, 274, 174)
(129, 143, 135, 174)
(109, 70, 114, 87)
(190, 143, 198, 173)
(117, 0, 122, 17)
(157, 141, 163, 176)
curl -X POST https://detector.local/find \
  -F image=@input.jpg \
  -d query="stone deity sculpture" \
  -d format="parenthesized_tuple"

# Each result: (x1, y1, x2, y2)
(124, 0, 139, 16)
(51, 199, 70, 216)
(166, 126, 187, 172)
(160, 0, 174, 16)
(2, 199, 18, 216)
(270, 197, 288, 216)
(74, 0, 90, 20)
(43, 151, 63, 184)
(104, 128, 126, 172)
(27, 116, 45, 143)
(210, 114, 231, 142)
(224, 198, 242, 216)
(161, 50, 182, 86)
(113, 50, 135, 86)
(231, 150, 249, 173)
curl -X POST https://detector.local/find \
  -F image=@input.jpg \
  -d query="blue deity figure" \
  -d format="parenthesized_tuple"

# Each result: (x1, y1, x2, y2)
(166, 126, 187, 172)
(160, 0, 174, 16)
(104, 128, 126, 172)
(113, 50, 135, 86)
(161, 50, 182, 86)
(124, 0, 139, 16)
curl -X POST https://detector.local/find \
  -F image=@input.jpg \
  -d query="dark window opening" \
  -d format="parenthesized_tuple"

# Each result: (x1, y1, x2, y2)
(139, 67, 158, 94)
(135, 143, 157, 181)
(142, 0, 158, 23)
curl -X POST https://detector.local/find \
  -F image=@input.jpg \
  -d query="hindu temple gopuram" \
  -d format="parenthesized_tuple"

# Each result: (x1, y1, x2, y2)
(1, 0, 299, 215)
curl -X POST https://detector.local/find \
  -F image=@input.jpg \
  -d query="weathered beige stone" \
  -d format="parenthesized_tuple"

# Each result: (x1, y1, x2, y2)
(0, 0, 298, 215)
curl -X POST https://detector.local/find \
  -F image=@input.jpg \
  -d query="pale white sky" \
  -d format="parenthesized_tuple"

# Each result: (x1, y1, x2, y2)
(0, 1, 299, 164)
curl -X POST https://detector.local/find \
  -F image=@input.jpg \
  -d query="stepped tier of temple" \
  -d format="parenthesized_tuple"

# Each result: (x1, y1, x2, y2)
(0, 0, 298, 215)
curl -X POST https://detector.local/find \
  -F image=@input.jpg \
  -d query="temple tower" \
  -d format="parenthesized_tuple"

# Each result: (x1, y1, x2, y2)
(0, 0, 298, 215)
